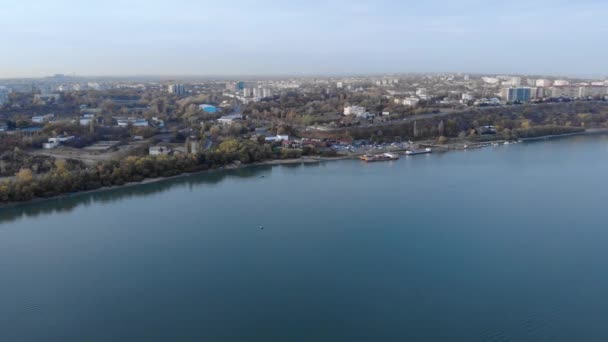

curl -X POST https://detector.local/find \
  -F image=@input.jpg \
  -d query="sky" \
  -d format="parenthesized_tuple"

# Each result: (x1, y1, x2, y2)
(1, 0, 607, 78)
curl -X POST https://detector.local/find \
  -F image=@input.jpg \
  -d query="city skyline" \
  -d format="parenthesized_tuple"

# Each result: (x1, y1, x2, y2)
(2, 0, 608, 78)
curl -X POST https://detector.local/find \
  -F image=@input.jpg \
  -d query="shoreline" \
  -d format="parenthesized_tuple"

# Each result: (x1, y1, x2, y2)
(0, 156, 349, 209)
(2, 129, 607, 209)
(518, 128, 608, 142)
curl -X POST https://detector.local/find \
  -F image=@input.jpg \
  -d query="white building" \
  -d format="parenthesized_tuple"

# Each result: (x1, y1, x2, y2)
(509, 77, 522, 87)
(79, 118, 93, 126)
(265, 135, 289, 142)
(149, 146, 172, 156)
(242, 88, 253, 97)
(262, 88, 272, 98)
(416, 88, 427, 96)
(32, 114, 55, 124)
(482, 77, 500, 84)
(116, 118, 149, 127)
(343, 106, 366, 116)
(535, 79, 553, 87)
(553, 80, 570, 86)
(336, 82, 343, 89)
(529, 87, 545, 99)
(550, 86, 579, 98)
(402, 97, 420, 107)
(43, 135, 74, 149)
(217, 114, 243, 125)
(462, 93, 475, 101)
(580, 86, 608, 98)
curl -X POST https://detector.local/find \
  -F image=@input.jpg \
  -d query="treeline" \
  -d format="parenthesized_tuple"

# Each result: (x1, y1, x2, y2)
(0, 139, 302, 204)
(0, 149, 85, 177)
(304, 102, 608, 142)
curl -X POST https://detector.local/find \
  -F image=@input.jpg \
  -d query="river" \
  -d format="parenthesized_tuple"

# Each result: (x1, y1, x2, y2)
(2, 134, 608, 341)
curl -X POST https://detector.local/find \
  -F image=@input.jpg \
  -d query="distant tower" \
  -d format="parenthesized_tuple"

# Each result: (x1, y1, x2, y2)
(168, 84, 186, 95)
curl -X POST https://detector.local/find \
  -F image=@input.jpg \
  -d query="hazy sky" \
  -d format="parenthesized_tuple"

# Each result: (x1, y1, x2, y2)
(1, 0, 607, 78)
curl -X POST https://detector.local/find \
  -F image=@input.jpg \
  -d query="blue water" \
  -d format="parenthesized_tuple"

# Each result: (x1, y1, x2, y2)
(2, 135, 608, 341)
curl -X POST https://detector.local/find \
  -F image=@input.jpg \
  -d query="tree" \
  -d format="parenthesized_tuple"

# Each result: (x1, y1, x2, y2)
(16, 168, 34, 183)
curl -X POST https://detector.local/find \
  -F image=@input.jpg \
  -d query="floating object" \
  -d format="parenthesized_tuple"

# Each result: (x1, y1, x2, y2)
(259, 225, 264, 230)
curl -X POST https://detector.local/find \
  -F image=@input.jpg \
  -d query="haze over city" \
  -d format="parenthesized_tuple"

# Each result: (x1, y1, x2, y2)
(2, 0, 607, 78)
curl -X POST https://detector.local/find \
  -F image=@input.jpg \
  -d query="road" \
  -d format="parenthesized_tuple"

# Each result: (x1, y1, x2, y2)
(303, 100, 608, 133)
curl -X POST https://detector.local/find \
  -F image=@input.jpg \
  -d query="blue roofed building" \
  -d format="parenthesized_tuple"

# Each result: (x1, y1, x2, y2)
(199, 104, 217, 113)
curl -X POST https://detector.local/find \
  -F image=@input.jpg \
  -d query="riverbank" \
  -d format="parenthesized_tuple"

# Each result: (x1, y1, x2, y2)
(0, 156, 348, 209)
(516, 127, 608, 142)
(2, 129, 608, 209)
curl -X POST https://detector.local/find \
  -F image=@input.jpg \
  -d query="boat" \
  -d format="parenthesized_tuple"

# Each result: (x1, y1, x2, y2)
(359, 153, 399, 162)
(405, 148, 432, 155)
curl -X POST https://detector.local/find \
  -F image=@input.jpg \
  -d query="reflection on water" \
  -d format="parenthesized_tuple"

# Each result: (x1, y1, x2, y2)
(0, 163, 317, 225)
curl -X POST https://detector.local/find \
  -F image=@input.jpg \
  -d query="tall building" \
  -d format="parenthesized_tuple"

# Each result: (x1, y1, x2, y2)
(548, 85, 606, 98)
(550, 86, 578, 98)
(502, 87, 532, 102)
(252, 87, 261, 98)
(262, 88, 272, 98)
(168, 84, 186, 95)
(0, 86, 8, 106)
(529, 87, 545, 99)
(580, 86, 608, 98)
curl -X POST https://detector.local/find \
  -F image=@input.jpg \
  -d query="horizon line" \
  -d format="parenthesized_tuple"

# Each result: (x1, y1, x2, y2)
(1, 71, 606, 82)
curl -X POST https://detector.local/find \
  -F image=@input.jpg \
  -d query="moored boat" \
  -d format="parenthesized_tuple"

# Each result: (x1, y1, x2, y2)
(405, 148, 432, 155)
(360, 153, 399, 162)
